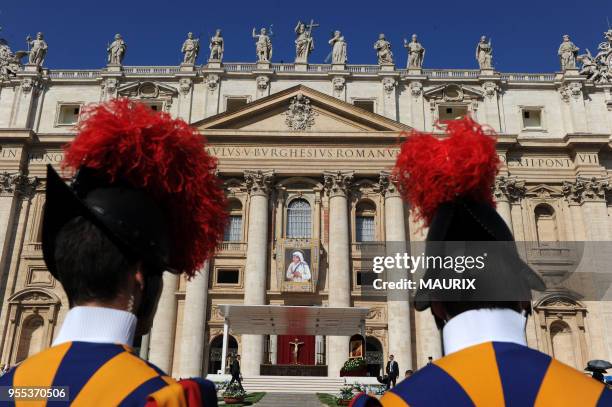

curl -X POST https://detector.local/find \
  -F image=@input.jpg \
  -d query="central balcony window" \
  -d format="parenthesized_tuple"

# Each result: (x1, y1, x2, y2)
(286, 198, 312, 238)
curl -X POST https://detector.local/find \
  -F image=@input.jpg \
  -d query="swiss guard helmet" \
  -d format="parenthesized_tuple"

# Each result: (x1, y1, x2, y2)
(42, 99, 228, 280)
(392, 116, 545, 311)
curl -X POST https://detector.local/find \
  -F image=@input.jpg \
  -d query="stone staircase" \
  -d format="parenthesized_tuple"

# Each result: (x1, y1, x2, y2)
(242, 375, 345, 394)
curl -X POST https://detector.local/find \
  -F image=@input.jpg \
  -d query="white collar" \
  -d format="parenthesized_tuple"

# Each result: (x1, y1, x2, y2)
(442, 308, 527, 356)
(53, 306, 137, 347)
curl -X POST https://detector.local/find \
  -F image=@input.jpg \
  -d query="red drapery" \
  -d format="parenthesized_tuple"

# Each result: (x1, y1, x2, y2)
(277, 335, 315, 365)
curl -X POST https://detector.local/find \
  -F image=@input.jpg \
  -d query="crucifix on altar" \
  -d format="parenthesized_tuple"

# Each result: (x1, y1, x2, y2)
(289, 337, 304, 364)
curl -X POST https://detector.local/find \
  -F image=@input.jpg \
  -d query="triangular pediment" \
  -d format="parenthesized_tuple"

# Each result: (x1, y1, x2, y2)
(526, 184, 563, 198)
(423, 83, 484, 101)
(117, 81, 178, 98)
(195, 85, 411, 132)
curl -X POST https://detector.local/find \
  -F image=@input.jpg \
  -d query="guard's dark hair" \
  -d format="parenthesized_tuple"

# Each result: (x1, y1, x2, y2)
(54, 216, 136, 306)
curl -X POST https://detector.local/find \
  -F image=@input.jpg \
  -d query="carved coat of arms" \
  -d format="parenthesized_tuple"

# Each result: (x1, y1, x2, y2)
(284, 94, 317, 131)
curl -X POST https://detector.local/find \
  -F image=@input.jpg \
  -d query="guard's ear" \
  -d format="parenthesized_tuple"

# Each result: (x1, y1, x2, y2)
(134, 263, 146, 291)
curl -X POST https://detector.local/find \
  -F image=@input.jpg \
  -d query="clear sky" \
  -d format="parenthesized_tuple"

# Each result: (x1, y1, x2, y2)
(1, 0, 610, 72)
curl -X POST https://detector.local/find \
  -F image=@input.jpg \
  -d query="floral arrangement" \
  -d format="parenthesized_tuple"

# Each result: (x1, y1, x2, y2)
(342, 358, 366, 372)
(222, 382, 246, 399)
(337, 384, 356, 400)
(215, 380, 229, 393)
(340, 358, 367, 376)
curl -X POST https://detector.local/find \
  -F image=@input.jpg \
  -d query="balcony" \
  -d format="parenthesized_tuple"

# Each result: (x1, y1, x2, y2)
(20, 242, 43, 259)
(351, 242, 386, 258)
(520, 242, 582, 283)
(217, 241, 247, 257)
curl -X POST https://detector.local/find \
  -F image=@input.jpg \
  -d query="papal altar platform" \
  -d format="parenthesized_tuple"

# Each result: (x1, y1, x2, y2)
(217, 304, 369, 377)
(260, 364, 327, 376)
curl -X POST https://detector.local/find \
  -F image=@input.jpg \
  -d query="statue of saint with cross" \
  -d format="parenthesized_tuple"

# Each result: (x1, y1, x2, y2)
(294, 19, 318, 63)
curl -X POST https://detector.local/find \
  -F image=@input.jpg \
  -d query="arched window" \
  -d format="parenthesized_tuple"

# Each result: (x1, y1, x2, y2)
(550, 320, 576, 368)
(535, 204, 558, 242)
(208, 334, 238, 374)
(356, 201, 376, 242)
(286, 199, 311, 238)
(365, 336, 383, 377)
(224, 199, 243, 242)
(15, 315, 44, 363)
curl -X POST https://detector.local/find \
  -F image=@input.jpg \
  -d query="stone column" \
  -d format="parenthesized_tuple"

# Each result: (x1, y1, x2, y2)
(480, 80, 502, 132)
(380, 76, 398, 120)
(241, 170, 274, 376)
(12, 68, 41, 128)
(563, 177, 611, 360)
(269, 335, 278, 364)
(379, 172, 412, 371)
(560, 77, 588, 133)
(323, 170, 353, 377)
(564, 178, 610, 241)
(0, 173, 36, 279)
(255, 75, 271, 99)
(176, 74, 196, 122)
(406, 79, 425, 130)
(315, 335, 324, 365)
(176, 262, 209, 377)
(148, 272, 179, 374)
(494, 176, 526, 234)
(203, 72, 222, 117)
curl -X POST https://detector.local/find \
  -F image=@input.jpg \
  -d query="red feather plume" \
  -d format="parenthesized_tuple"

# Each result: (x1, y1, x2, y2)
(62, 98, 228, 277)
(393, 116, 500, 226)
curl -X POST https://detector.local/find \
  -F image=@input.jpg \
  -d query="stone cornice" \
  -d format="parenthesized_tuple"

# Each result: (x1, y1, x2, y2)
(0, 129, 36, 143)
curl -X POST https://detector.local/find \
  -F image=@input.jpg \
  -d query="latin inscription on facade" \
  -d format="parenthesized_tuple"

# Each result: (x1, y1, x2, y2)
(206, 146, 400, 160)
(500, 155, 573, 168)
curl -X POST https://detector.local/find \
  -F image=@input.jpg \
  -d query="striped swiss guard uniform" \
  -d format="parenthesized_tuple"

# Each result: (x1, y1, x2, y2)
(351, 309, 612, 407)
(0, 306, 217, 406)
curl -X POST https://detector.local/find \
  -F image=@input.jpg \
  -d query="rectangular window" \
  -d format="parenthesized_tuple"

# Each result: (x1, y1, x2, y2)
(144, 102, 163, 112)
(57, 104, 81, 125)
(353, 100, 375, 113)
(356, 216, 375, 242)
(438, 105, 468, 121)
(216, 269, 240, 285)
(226, 97, 249, 113)
(356, 270, 376, 287)
(223, 215, 242, 242)
(522, 108, 542, 128)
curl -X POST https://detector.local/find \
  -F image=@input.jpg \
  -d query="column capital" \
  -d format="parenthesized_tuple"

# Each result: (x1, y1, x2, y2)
(244, 169, 274, 197)
(323, 170, 354, 198)
(563, 177, 609, 204)
(0, 172, 39, 198)
(377, 171, 401, 198)
(494, 176, 525, 203)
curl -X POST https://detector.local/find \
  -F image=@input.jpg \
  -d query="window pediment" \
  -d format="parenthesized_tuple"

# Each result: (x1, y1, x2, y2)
(423, 84, 484, 102)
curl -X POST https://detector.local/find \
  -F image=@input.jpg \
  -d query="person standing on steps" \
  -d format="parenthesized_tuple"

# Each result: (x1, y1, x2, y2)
(385, 354, 399, 389)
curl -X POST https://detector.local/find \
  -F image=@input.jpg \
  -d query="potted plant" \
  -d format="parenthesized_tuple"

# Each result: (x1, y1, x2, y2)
(336, 385, 355, 405)
(340, 358, 367, 377)
(222, 382, 246, 404)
